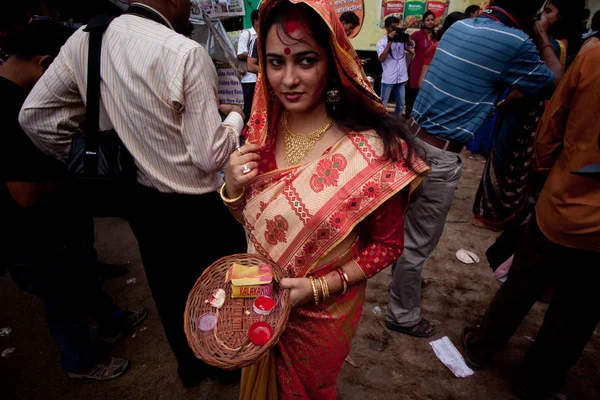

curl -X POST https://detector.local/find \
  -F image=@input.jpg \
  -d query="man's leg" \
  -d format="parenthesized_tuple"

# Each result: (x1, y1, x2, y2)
(380, 83, 393, 108)
(464, 218, 558, 365)
(128, 187, 246, 385)
(394, 83, 406, 117)
(405, 87, 419, 119)
(8, 247, 129, 376)
(518, 242, 600, 395)
(387, 141, 462, 331)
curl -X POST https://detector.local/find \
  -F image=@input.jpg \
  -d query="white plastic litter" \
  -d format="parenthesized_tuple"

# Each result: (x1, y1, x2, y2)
(0, 327, 12, 337)
(456, 249, 480, 264)
(126, 278, 137, 284)
(2, 347, 16, 358)
(372, 306, 382, 316)
(429, 336, 474, 378)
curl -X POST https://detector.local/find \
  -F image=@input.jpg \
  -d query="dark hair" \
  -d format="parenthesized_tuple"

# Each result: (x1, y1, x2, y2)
(582, 8, 591, 20)
(3, 20, 74, 59)
(340, 11, 360, 27)
(494, 0, 545, 27)
(464, 5, 481, 16)
(251, 10, 260, 24)
(384, 16, 400, 28)
(592, 10, 600, 31)
(422, 10, 436, 28)
(261, 2, 422, 165)
(550, 0, 585, 58)
(438, 12, 468, 41)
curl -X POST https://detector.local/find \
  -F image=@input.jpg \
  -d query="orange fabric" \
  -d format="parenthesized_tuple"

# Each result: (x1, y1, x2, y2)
(535, 43, 600, 252)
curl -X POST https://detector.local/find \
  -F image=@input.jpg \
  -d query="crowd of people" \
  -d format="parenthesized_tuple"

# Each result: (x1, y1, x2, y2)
(1, 0, 599, 399)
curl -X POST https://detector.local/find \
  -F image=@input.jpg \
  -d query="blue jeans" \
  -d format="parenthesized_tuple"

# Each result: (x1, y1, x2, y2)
(380, 82, 406, 117)
(9, 243, 123, 372)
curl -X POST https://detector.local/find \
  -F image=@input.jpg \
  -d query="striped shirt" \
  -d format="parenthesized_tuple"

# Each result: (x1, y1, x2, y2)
(19, 8, 243, 194)
(413, 17, 555, 144)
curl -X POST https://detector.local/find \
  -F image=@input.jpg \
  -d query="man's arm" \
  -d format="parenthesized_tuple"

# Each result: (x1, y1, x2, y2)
(535, 50, 583, 172)
(501, 37, 557, 98)
(237, 30, 250, 61)
(248, 57, 259, 74)
(19, 32, 86, 161)
(377, 33, 395, 63)
(176, 46, 243, 172)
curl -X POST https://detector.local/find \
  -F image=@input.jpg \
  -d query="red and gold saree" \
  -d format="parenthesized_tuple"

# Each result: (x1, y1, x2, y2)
(237, 0, 429, 398)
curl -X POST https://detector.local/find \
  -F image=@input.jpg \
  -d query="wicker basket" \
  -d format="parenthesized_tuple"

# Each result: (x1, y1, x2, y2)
(184, 254, 291, 370)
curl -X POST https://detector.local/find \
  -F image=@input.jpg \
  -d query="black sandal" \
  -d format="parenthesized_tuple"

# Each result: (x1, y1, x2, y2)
(385, 318, 437, 338)
(461, 327, 485, 371)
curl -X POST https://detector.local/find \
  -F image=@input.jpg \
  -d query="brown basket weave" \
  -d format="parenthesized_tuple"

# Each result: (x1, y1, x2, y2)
(184, 254, 291, 370)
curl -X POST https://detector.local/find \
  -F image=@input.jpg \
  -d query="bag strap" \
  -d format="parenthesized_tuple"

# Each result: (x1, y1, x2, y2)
(82, 15, 116, 175)
(83, 16, 115, 137)
(82, 6, 170, 138)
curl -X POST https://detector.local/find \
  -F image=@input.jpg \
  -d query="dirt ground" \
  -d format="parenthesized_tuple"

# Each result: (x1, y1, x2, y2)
(1, 154, 599, 400)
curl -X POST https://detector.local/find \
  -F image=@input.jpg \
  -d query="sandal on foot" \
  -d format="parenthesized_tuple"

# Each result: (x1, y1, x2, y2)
(385, 318, 437, 338)
(99, 307, 148, 344)
(68, 357, 129, 380)
(461, 327, 485, 371)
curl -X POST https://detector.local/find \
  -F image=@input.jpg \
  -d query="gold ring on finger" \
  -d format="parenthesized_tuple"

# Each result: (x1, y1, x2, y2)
(236, 147, 243, 156)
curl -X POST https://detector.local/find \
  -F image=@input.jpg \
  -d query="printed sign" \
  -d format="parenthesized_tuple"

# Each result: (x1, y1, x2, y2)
(403, 0, 427, 28)
(426, 0, 448, 25)
(217, 68, 244, 106)
(191, 0, 245, 19)
(329, 0, 365, 39)
(381, 0, 405, 25)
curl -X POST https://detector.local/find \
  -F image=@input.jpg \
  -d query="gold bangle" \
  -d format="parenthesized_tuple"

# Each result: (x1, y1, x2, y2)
(318, 276, 330, 301)
(220, 182, 245, 204)
(309, 277, 319, 306)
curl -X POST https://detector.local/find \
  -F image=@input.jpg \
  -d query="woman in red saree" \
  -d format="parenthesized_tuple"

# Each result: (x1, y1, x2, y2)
(220, 0, 429, 398)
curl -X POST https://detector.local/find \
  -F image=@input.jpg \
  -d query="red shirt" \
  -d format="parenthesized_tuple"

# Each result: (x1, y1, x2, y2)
(423, 42, 438, 66)
(409, 29, 437, 89)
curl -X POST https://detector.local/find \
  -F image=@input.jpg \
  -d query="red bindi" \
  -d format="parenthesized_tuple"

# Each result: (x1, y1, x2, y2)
(284, 48, 291, 55)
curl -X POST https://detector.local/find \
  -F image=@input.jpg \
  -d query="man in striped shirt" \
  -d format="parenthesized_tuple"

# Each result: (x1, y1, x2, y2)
(19, 1, 246, 386)
(386, 0, 564, 338)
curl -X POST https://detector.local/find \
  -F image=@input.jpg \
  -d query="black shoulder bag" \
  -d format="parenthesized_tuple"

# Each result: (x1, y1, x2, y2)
(67, 15, 136, 217)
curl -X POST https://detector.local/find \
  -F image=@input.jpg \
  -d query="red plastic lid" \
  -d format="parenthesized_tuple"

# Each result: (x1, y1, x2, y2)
(254, 296, 275, 311)
(248, 321, 273, 346)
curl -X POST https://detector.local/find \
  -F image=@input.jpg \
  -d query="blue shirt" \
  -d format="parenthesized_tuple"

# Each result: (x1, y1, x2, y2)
(413, 17, 555, 144)
(377, 37, 414, 84)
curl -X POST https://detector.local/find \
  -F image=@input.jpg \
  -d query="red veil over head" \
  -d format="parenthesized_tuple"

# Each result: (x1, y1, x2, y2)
(246, 0, 387, 146)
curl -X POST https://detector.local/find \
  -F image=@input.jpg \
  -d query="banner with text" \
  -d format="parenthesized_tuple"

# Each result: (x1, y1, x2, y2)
(329, 0, 365, 39)
(217, 68, 244, 106)
(191, 0, 245, 19)
(381, 0, 405, 26)
(403, 0, 427, 28)
(426, 0, 448, 25)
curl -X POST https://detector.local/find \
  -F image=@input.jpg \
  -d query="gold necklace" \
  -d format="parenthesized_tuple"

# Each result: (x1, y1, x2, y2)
(281, 113, 333, 166)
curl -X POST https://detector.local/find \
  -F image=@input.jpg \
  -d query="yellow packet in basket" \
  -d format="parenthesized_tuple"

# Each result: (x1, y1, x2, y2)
(227, 263, 273, 286)
(226, 263, 274, 299)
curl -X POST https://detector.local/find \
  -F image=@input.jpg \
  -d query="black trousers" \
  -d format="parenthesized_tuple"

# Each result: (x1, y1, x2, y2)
(127, 185, 246, 376)
(469, 217, 600, 389)
(242, 82, 256, 122)
(405, 87, 419, 118)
